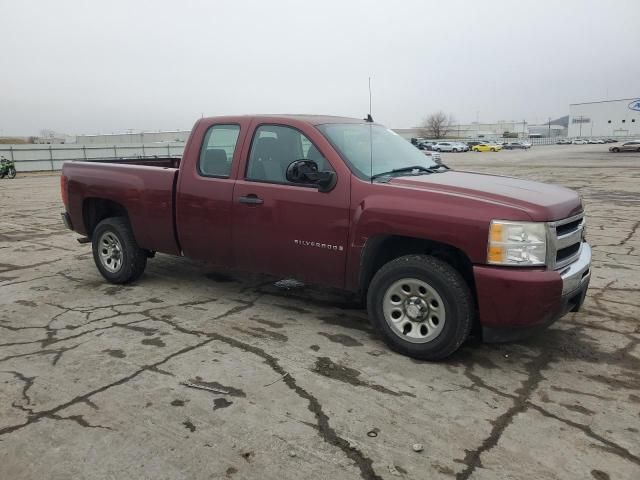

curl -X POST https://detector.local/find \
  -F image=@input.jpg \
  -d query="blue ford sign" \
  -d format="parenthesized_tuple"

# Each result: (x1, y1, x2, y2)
(629, 99, 640, 111)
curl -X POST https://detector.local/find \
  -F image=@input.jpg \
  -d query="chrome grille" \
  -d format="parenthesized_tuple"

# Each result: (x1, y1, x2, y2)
(547, 213, 585, 270)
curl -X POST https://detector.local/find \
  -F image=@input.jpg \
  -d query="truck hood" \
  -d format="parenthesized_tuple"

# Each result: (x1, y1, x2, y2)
(388, 170, 582, 221)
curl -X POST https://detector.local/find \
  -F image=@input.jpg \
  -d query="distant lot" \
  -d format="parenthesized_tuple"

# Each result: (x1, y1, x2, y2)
(1, 144, 639, 480)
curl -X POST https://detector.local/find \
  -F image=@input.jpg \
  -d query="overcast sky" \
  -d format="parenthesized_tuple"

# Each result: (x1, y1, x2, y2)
(1, 0, 639, 135)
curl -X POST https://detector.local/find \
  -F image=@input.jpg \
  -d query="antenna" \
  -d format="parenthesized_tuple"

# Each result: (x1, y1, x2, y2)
(368, 76, 374, 183)
(368, 76, 372, 118)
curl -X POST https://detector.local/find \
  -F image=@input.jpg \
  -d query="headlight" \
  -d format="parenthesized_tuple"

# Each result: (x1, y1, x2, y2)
(487, 220, 547, 266)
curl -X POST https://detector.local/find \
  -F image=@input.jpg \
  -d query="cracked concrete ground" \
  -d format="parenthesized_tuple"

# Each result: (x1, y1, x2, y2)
(1, 144, 639, 480)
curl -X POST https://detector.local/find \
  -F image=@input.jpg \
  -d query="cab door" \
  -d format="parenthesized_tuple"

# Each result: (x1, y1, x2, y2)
(231, 122, 350, 288)
(176, 119, 250, 266)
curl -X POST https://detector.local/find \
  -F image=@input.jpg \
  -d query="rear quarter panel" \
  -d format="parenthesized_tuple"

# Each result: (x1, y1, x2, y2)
(64, 162, 180, 255)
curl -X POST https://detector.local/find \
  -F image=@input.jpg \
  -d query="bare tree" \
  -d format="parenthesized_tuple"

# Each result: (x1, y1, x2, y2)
(39, 129, 55, 139)
(421, 111, 455, 139)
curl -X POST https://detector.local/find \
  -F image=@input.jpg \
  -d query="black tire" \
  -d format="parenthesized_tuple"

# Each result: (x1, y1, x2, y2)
(367, 254, 474, 360)
(612, 148, 619, 153)
(8, 168, 16, 179)
(92, 217, 147, 284)
(490, 148, 496, 152)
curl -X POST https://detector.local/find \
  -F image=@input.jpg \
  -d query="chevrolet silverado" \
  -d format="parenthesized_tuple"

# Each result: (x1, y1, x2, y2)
(60, 115, 591, 360)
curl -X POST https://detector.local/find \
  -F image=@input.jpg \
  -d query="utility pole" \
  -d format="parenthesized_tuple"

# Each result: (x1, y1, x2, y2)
(548, 117, 551, 138)
(579, 116, 583, 137)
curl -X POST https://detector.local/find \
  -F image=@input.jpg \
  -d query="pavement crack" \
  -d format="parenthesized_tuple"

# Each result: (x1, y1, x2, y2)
(43, 413, 112, 430)
(455, 353, 550, 480)
(0, 337, 216, 438)
(527, 402, 640, 466)
(618, 220, 640, 247)
(0, 342, 84, 366)
(206, 331, 382, 480)
(3, 370, 36, 405)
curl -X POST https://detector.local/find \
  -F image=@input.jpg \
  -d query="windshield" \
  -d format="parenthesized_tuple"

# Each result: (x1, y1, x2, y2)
(317, 123, 439, 180)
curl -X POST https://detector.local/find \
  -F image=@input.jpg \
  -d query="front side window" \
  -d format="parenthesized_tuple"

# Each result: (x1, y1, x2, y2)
(198, 124, 241, 177)
(246, 125, 332, 183)
(317, 123, 439, 180)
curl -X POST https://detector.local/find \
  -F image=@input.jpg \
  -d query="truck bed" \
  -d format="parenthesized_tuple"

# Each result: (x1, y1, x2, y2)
(89, 156, 181, 169)
(62, 160, 181, 255)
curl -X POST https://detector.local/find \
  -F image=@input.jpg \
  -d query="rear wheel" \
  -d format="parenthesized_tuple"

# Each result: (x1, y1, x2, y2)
(367, 255, 474, 360)
(92, 217, 147, 284)
(612, 147, 620, 153)
(8, 167, 16, 179)
(490, 148, 496, 152)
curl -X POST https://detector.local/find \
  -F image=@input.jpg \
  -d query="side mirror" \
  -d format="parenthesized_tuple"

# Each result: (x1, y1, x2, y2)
(286, 159, 337, 193)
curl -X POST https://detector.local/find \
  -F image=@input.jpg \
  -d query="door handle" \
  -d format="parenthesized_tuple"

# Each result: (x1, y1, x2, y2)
(238, 194, 264, 205)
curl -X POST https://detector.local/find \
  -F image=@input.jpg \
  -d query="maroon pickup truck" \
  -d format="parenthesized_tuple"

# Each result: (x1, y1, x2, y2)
(61, 115, 591, 360)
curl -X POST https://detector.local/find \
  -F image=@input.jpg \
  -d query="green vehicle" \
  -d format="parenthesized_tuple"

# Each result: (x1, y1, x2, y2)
(0, 156, 17, 179)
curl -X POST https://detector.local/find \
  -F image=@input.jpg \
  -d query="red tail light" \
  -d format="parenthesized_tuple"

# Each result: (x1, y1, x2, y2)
(60, 174, 69, 208)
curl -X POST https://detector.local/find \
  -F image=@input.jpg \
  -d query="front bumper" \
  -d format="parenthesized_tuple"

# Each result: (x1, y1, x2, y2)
(474, 243, 591, 342)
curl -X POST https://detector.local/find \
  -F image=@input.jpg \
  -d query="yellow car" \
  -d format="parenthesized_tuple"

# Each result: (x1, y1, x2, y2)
(472, 143, 502, 152)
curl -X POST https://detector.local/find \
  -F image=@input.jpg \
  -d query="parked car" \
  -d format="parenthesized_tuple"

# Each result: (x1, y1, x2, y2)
(503, 142, 531, 150)
(609, 141, 640, 152)
(603, 138, 618, 143)
(588, 139, 605, 144)
(452, 142, 469, 152)
(572, 139, 588, 145)
(432, 142, 465, 153)
(556, 139, 572, 145)
(61, 114, 591, 360)
(466, 140, 486, 149)
(472, 143, 502, 152)
(417, 141, 434, 151)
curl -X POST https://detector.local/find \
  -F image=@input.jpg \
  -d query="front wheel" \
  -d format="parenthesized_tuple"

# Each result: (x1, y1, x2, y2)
(8, 167, 16, 179)
(490, 148, 496, 152)
(92, 217, 147, 284)
(612, 148, 619, 153)
(367, 255, 474, 360)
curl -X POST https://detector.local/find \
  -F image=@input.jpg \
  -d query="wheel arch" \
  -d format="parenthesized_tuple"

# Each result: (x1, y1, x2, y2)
(359, 234, 476, 301)
(83, 198, 129, 238)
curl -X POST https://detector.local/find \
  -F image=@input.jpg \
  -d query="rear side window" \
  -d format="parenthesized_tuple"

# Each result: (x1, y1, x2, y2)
(198, 124, 241, 177)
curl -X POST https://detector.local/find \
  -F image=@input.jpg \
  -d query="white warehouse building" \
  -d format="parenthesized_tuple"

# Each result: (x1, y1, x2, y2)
(568, 97, 640, 138)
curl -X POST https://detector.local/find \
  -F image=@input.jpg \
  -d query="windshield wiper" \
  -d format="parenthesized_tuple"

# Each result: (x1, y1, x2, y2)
(371, 164, 446, 180)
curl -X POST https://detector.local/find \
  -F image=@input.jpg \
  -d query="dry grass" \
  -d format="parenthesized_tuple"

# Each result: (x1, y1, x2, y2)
(0, 137, 29, 144)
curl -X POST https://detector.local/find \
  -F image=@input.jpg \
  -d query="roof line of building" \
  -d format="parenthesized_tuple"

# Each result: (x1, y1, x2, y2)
(77, 130, 189, 137)
(570, 98, 638, 106)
